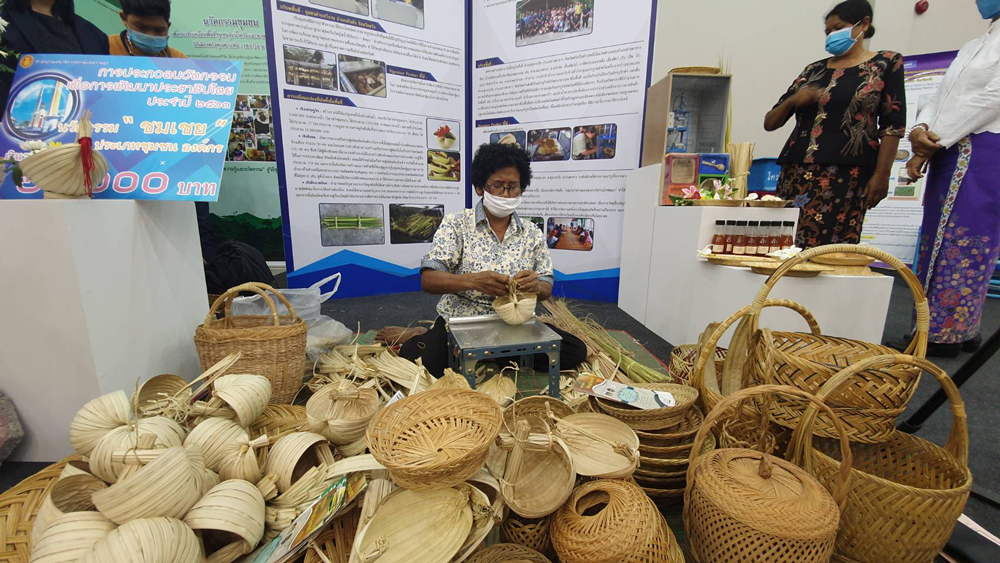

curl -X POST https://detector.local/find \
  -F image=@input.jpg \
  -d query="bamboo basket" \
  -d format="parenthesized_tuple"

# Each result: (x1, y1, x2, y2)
(29, 512, 117, 563)
(184, 480, 266, 562)
(668, 344, 725, 385)
(69, 391, 132, 457)
(92, 446, 203, 524)
(88, 417, 187, 483)
(743, 245, 929, 443)
(194, 283, 308, 404)
(265, 431, 335, 493)
(0, 456, 79, 562)
(552, 479, 684, 563)
(790, 356, 972, 563)
(185, 417, 250, 472)
(501, 516, 553, 557)
(467, 543, 552, 563)
(638, 431, 716, 472)
(554, 413, 639, 478)
(685, 385, 852, 563)
(367, 389, 502, 490)
(633, 407, 703, 445)
(78, 517, 203, 563)
(494, 279, 537, 326)
(500, 419, 576, 518)
(352, 487, 473, 563)
(31, 474, 106, 541)
(58, 460, 93, 480)
(306, 381, 379, 445)
(211, 373, 272, 427)
(592, 383, 698, 430)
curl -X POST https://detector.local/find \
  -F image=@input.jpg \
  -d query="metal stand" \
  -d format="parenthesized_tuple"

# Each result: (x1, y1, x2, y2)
(446, 314, 562, 398)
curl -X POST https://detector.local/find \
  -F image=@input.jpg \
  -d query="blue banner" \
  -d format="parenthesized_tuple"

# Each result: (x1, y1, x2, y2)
(0, 54, 241, 201)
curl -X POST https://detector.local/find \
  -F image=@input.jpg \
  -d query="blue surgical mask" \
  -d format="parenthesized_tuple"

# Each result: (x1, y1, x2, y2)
(825, 24, 859, 56)
(977, 0, 1000, 20)
(128, 28, 169, 54)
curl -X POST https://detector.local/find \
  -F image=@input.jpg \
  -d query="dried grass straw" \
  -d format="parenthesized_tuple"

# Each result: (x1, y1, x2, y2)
(727, 142, 754, 199)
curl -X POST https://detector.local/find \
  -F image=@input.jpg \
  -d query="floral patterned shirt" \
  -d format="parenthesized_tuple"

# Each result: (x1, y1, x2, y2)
(775, 51, 906, 168)
(421, 201, 554, 319)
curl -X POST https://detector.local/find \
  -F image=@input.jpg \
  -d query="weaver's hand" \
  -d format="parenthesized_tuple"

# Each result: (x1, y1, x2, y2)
(468, 271, 509, 297)
(514, 270, 539, 294)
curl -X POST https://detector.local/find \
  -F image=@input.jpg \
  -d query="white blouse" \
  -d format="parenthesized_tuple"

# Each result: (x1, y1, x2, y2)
(917, 21, 1000, 149)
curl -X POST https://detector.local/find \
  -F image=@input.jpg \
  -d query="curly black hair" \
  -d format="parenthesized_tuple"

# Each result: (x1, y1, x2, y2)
(471, 143, 532, 192)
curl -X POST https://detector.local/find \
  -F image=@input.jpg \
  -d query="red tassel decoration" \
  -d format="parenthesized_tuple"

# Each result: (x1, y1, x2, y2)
(79, 137, 95, 198)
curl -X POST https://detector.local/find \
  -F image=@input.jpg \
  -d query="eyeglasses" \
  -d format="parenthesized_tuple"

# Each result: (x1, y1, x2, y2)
(485, 183, 522, 197)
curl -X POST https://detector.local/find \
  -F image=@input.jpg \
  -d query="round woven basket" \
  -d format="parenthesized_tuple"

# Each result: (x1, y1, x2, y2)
(306, 381, 379, 445)
(669, 344, 725, 385)
(185, 479, 266, 560)
(633, 407, 703, 445)
(555, 413, 639, 478)
(639, 431, 715, 471)
(194, 283, 308, 405)
(30, 511, 117, 563)
(501, 419, 576, 519)
(552, 479, 684, 563)
(79, 517, 203, 563)
(265, 431, 335, 492)
(467, 543, 552, 563)
(367, 389, 502, 490)
(790, 356, 972, 563)
(0, 456, 79, 562)
(685, 385, 852, 563)
(501, 515, 553, 557)
(353, 487, 474, 563)
(69, 391, 132, 457)
(592, 383, 699, 430)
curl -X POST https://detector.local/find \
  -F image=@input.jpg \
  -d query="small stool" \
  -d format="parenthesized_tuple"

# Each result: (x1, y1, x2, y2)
(446, 314, 562, 398)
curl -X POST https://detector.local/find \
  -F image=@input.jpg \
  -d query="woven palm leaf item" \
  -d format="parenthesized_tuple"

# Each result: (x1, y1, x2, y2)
(467, 543, 552, 563)
(551, 479, 684, 563)
(367, 389, 502, 489)
(264, 431, 336, 493)
(31, 473, 107, 541)
(685, 385, 853, 563)
(29, 511, 117, 563)
(306, 380, 379, 445)
(494, 279, 537, 325)
(499, 417, 576, 518)
(184, 480, 266, 563)
(78, 517, 204, 563)
(790, 356, 972, 563)
(553, 412, 639, 479)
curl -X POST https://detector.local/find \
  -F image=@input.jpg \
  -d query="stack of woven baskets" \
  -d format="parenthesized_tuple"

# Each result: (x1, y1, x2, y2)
(590, 382, 708, 503)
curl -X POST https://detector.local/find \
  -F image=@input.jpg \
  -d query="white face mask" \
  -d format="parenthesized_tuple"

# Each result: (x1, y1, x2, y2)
(483, 191, 521, 218)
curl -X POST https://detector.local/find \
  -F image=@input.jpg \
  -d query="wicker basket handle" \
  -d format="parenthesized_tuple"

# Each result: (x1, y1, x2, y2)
(204, 282, 301, 326)
(747, 244, 929, 358)
(691, 299, 821, 400)
(687, 384, 854, 507)
(790, 354, 969, 468)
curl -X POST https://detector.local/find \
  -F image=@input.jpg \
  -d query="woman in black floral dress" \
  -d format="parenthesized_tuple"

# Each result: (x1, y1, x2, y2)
(765, 0, 905, 248)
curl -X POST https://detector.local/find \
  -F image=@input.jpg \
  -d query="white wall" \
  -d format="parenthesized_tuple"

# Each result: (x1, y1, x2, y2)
(650, 0, 987, 158)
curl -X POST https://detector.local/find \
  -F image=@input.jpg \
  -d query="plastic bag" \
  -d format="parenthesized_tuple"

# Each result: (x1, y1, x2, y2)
(306, 317, 354, 362)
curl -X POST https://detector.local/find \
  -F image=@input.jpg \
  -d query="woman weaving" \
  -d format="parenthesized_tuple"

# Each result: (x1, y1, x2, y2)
(400, 143, 587, 376)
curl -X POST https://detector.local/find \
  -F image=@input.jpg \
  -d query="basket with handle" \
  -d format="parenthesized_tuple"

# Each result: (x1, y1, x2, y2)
(195, 282, 308, 404)
(789, 355, 972, 563)
(742, 244, 929, 443)
(684, 385, 853, 563)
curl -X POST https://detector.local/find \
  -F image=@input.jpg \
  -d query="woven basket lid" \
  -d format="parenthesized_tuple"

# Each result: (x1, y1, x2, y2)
(691, 449, 840, 539)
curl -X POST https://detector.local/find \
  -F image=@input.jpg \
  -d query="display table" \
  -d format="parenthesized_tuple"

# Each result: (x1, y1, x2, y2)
(0, 201, 208, 462)
(620, 164, 895, 348)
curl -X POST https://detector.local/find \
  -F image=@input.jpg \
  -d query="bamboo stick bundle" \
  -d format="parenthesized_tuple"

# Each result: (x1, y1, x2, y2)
(321, 217, 384, 230)
(728, 142, 755, 200)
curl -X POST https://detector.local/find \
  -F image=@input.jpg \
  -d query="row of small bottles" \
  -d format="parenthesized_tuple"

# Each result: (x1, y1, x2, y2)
(711, 220, 795, 256)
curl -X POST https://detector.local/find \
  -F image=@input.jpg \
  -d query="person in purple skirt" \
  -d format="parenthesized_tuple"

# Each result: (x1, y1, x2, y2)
(897, 0, 1000, 358)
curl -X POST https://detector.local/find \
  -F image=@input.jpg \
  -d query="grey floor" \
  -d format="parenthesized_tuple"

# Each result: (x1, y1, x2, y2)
(3, 276, 998, 540)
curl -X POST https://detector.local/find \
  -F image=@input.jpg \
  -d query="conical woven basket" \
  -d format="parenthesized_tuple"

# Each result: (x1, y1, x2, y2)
(352, 487, 474, 563)
(306, 381, 379, 445)
(185, 417, 250, 472)
(467, 543, 552, 563)
(493, 280, 537, 326)
(790, 356, 972, 563)
(367, 389, 502, 490)
(592, 383, 699, 430)
(20, 140, 109, 198)
(78, 517, 203, 563)
(88, 417, 187, 483)
(265, 431, 335, 492)
(29, 512, 116, 563)
(552, 479, 684, 563)
(133, 374, 190, 416)
(249, 405, 308, 468)
(184, 479, 266, 560)
(194, 283, 308, 405)
(211, 374, 272, 427)
(500, 419, 576, 519)
(92, 446, 203, 525)
(555, 413, 639, 478)
(501, 515, 553, 557)
(31, 474, 106, 541)
(69, 391, 132, 457)
(685, 385, 852, 563)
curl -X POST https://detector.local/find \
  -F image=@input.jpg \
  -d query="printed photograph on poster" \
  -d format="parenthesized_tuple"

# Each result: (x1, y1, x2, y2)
(7, 75, 80, 139)
(339, 55, 387, 97)
(528, 128, 571, 162)
(895, 148, 910, 162)
(283, 45, 338, 91)
(892, 169, 919, 199)
(572, 124, 617, 160)
(310, 0, 370, 17)
(390, 204, 444, 244)
(547, 218, 595, 251)
(428, 119, 460, 151)
(373, 0, 424, 29)
(524, 216, 545, 233)
(428, 150, 461, 181)
(319, 203, 385, 247)
(515, 0, 594, 47)
(490, 131, 526, 149)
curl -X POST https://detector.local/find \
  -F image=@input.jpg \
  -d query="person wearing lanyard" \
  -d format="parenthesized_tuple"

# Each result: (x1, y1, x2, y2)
(400, 143, 587, 377)
(109, 0, 186, 58)
(890, 1, 1000, 358)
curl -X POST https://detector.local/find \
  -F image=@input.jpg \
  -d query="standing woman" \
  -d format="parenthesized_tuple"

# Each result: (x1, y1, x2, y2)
(765, 0, 905, 248)
(894, 1, 1000, 357)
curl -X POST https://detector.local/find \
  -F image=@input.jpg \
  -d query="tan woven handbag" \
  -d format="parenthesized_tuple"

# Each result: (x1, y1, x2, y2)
(195, 283, 308, 404)
(684, 385, 853, 563)
(740, 245, 929, 443)
(790, 356, 972, 563)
